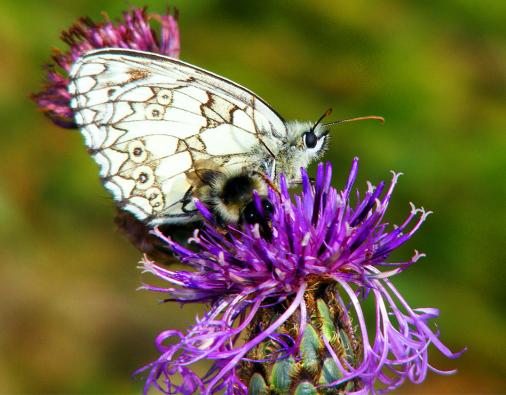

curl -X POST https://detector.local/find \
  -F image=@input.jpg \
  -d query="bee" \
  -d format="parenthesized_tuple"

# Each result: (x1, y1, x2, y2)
(68, 48, 382, 230)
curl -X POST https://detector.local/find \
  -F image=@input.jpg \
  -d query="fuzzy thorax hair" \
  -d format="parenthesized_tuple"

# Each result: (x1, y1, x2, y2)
(195, 168, 268, 224)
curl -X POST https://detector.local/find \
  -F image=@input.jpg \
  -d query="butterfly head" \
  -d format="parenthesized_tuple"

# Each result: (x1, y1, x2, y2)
(279, 109, 332, 183)
(279, 110, 384, 184)
(287, 122, 330, 162)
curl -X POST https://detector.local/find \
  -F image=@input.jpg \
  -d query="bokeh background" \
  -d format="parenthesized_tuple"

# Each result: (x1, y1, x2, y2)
(1, 0, 505, 393)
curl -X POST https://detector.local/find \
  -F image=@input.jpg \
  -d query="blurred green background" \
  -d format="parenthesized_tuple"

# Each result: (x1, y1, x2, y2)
(1, 0, 505, 393)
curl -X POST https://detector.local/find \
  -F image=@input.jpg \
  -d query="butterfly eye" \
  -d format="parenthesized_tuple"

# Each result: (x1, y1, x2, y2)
(303, 131, 318, 149)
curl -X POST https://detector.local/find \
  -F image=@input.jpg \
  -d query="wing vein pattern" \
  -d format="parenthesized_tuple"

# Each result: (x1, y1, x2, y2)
(68, 48, 287, 225)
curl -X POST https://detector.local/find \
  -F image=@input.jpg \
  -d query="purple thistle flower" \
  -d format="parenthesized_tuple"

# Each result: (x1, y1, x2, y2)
(138, 158, 464, 394)
(32, 7, 179, 128)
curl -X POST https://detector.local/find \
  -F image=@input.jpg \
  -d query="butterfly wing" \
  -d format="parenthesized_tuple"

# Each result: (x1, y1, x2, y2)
(68, 48, 287, 225)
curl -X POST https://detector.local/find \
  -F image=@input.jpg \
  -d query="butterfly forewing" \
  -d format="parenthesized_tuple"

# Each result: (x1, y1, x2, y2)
(68, 48, 287, 224)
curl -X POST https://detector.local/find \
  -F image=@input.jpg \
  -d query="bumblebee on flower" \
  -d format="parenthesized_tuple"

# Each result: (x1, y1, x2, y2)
(138, 160, 463, 394)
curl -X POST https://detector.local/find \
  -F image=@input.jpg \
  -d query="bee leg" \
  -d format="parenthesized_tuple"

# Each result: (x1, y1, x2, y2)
(216, 226, 229, 235)
(211, 212, 231, 235)
(252, 171, 281, 197)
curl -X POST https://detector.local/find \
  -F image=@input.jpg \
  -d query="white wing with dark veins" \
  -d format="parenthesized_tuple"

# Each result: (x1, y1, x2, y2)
(68, 48, 287, 224)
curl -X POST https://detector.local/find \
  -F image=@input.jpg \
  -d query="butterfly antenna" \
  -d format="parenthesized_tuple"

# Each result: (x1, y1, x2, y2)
(311, 108, 333, 132)
(322, 115, 385, 128)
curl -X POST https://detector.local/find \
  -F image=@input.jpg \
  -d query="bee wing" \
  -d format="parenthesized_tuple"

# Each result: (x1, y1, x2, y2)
(68, 48, 287, 225)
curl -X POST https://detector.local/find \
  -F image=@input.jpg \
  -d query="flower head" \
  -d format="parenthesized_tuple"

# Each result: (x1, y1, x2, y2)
(138, 158, 464, 394)
(32, 7, 179, 128)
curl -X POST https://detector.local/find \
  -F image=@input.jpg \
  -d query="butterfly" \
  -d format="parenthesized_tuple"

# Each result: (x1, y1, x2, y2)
(68, 48, 382, 228)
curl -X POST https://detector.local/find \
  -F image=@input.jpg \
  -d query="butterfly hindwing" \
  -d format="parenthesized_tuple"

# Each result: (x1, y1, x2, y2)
(68, 48, 287, 224)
